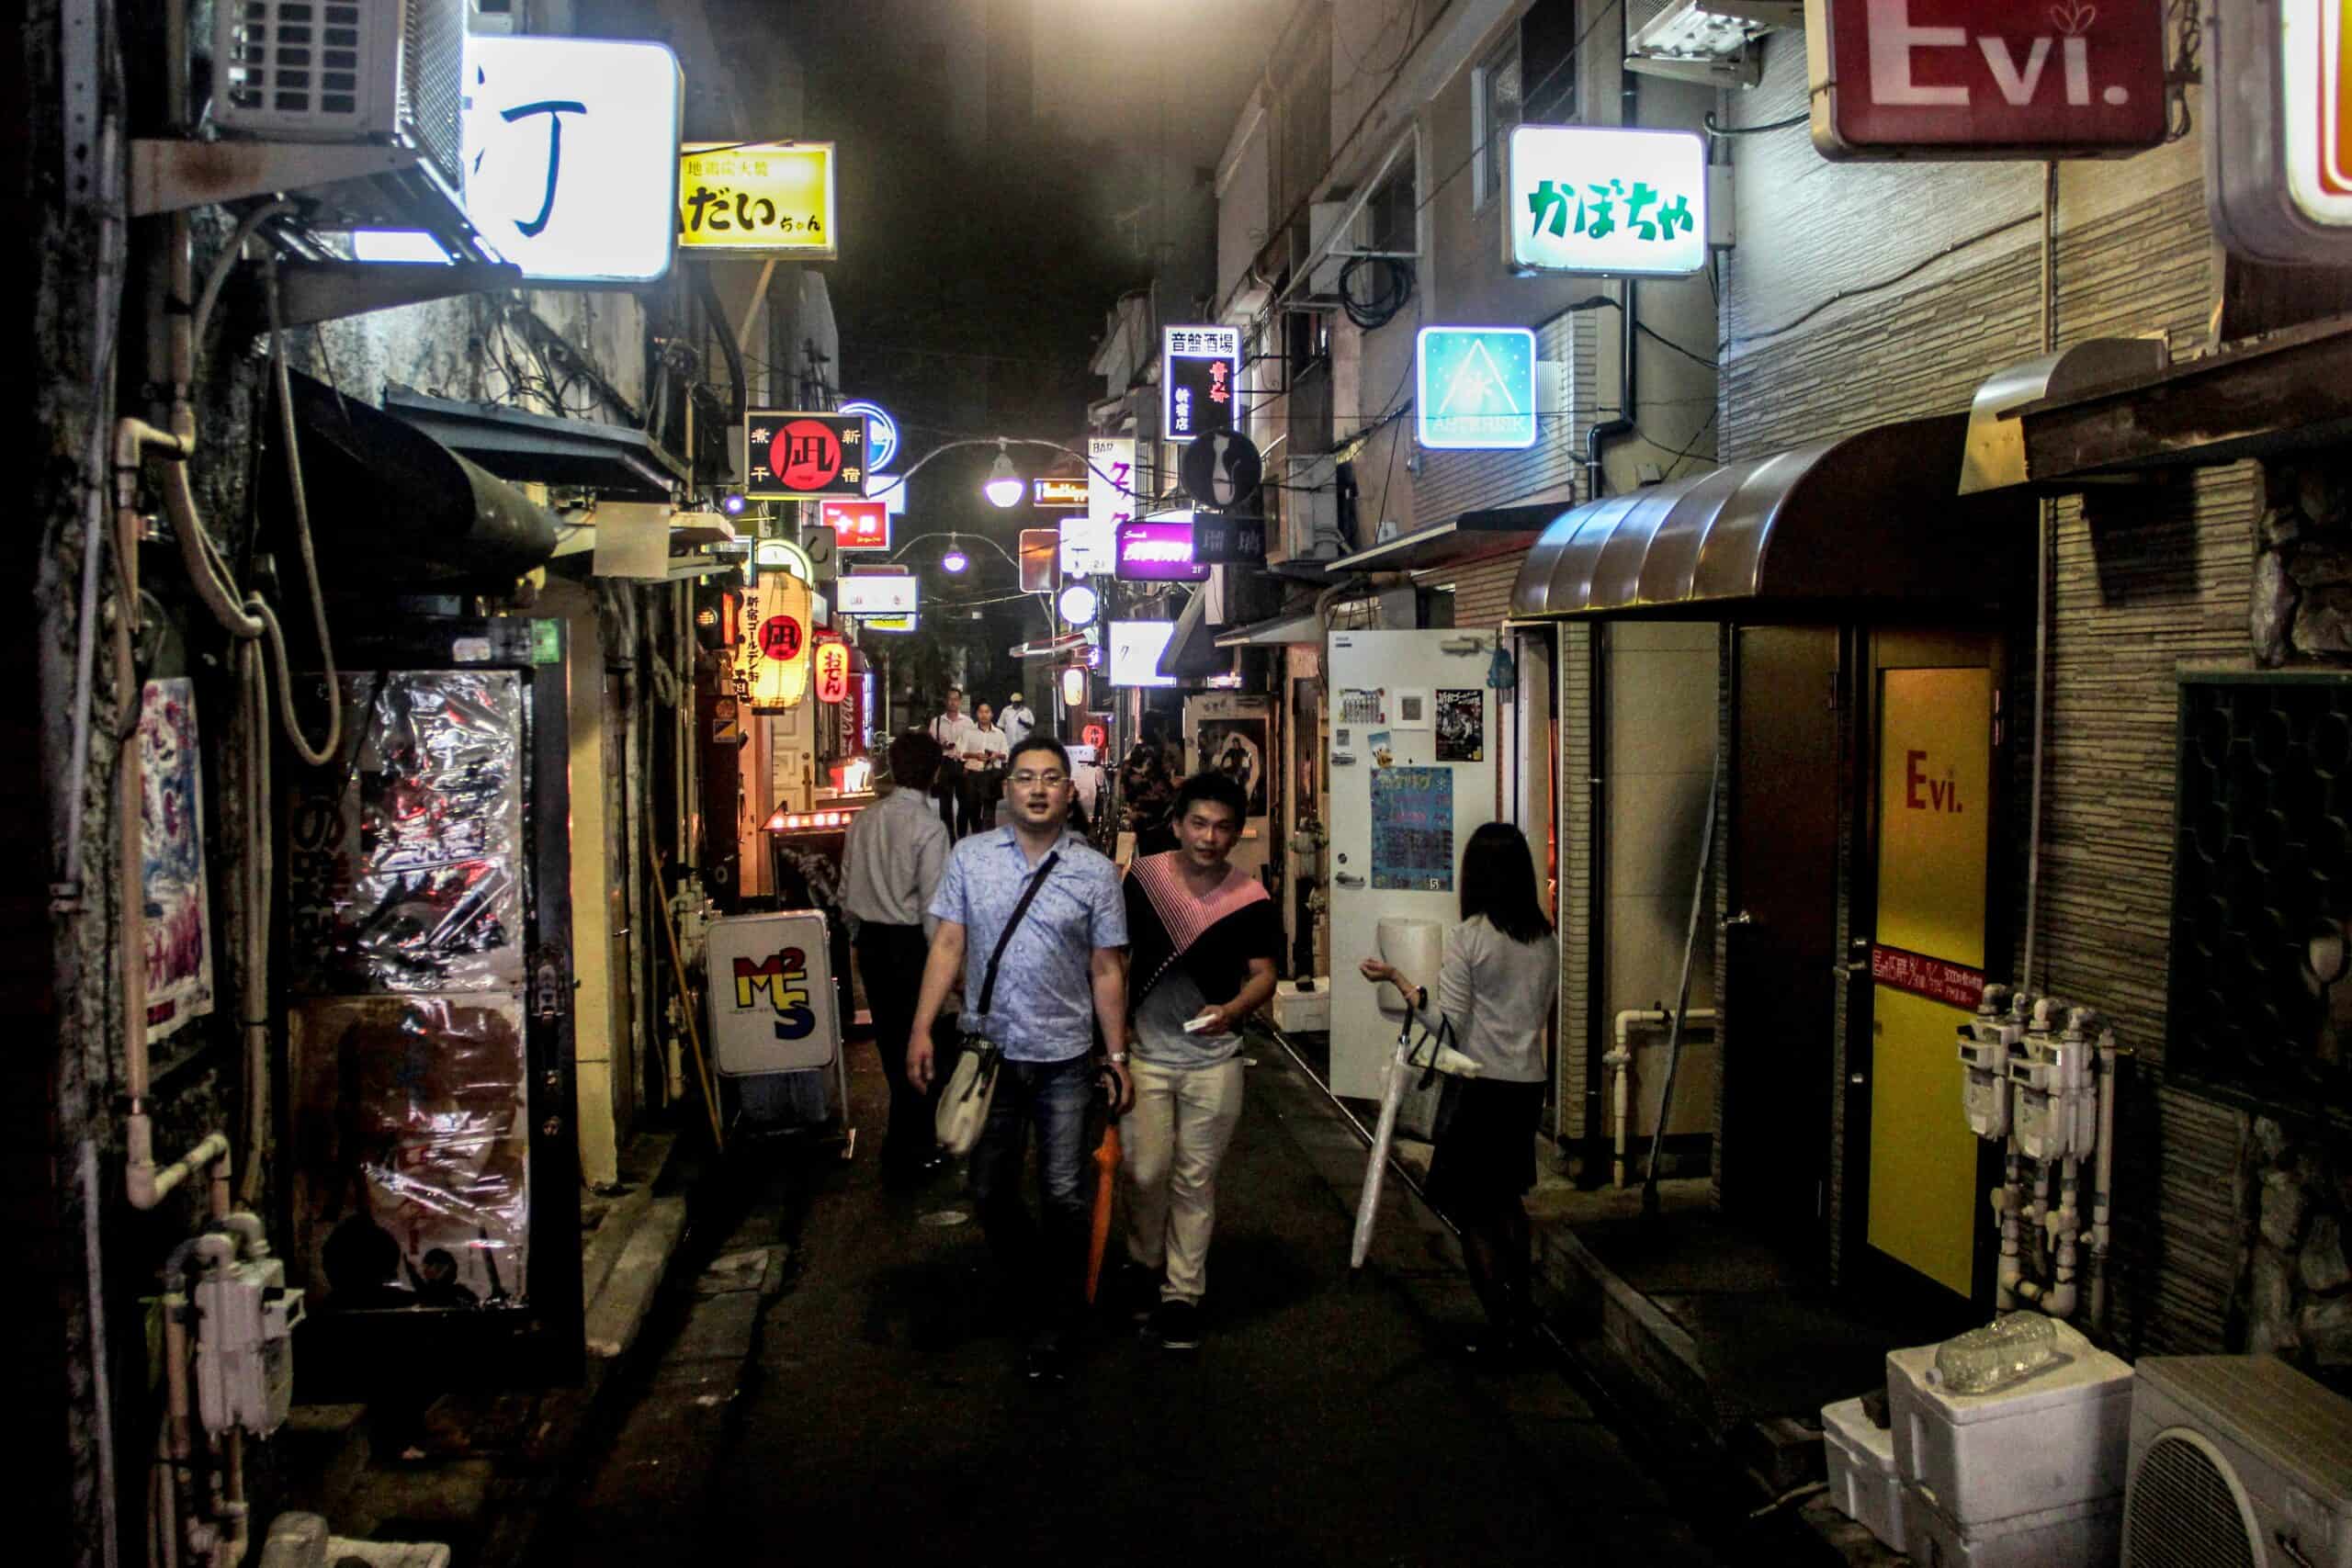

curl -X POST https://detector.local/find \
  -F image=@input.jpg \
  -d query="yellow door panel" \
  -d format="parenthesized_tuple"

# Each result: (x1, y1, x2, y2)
(1868, 986, 1979, 1295)
(1874, 668, 1991, 969)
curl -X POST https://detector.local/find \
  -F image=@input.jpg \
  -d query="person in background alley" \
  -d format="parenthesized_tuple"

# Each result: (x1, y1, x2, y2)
(928, 686, 975, 838)
(1119, 716, 1179, 853)
(1000, 691, 1034, 751)
(842, 729, 953, 1184)
(961, 701, 1010, 842)
(1358, 822, 1558, 1362)
(1116, 772, 1278, 1351)
(907, 734, 1133, 1382)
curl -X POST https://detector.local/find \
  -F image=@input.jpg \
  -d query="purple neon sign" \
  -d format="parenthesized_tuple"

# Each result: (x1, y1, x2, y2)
(1114, 516, 1210, 582)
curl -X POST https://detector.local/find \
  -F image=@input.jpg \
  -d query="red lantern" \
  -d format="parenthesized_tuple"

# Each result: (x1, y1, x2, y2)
(814, 637, 851, 705)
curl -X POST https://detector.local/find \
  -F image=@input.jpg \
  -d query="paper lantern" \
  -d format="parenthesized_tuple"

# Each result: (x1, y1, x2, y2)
(813, 637, 851, 705)
(750, 576, 811, 710)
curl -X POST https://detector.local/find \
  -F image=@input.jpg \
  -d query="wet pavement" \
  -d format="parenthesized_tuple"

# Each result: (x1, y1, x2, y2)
(544, 1032, 1823, 1568)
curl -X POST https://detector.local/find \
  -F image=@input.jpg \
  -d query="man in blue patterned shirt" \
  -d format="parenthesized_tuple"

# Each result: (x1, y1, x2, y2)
(909, 733, 1132, 1382)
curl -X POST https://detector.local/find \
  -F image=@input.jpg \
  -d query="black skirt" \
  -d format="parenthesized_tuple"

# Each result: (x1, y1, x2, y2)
(1426, 1076, 1545, 1213)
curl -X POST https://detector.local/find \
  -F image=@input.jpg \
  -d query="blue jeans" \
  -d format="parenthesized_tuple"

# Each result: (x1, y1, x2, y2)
(968, 1052, 1096, 1345)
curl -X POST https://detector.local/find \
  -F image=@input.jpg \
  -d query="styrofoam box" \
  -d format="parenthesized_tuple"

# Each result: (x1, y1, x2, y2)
(1887, 1316, 2134, 1528)
(1904, 1480, 2120, 1568)
(1271, 979, 1329, 1033)
(1823, 1396, 1909, 1554)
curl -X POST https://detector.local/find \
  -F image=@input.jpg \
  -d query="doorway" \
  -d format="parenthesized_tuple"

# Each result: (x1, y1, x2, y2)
(1722, 626, 1841, 1263)
(1847, 628, 2006, 1312)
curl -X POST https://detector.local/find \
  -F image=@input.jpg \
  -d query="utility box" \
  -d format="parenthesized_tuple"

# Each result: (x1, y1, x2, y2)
(195, 1257, 304, 1437)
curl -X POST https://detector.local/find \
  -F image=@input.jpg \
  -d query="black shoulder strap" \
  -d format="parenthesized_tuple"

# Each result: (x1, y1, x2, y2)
(977, 851, 1060, 1016)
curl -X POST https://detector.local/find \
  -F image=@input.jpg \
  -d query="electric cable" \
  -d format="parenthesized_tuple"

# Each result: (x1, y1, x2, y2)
(1338, 253, 1415, 331)
(1703, 108, 1807, 137)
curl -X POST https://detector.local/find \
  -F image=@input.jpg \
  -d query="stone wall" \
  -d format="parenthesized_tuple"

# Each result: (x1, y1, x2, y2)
(2241, 1115, 2352, 1394)
(2253, 457, 2352, 667)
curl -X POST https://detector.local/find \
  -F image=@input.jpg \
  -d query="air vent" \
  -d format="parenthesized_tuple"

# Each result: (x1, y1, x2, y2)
(2123, 1432, 2258, 1568)
(215, 0, 466, 192)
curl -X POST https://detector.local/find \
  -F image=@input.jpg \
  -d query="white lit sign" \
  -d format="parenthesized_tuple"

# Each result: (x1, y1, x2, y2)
(1067, 435, 1130, 575)
(752, 538, 814, 580)
(835, 574, 919, 616)
(1162, 326, 1242, 441)
(1057, 584, 1099, 623)
(462, 37, 683, 284)
(1108, 621, 1179, 688)
(1506, 124, 1706, 277)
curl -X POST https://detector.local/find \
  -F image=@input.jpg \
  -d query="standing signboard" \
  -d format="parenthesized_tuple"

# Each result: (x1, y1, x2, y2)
(745, 411, 868, 501)
(462, 37, 682, 283)
(1805, 0, 2169, 161)
(1162, 326, 1242, 441)
(2207, 0, 2352, 264)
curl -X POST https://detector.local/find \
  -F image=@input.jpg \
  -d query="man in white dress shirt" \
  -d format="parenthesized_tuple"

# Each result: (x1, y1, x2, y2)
(842, 729, 953, 1179)
(1000, 692, 1034, 751)
(928, 686, 976, 837)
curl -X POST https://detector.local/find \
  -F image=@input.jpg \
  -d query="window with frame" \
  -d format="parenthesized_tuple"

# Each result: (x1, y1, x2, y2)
(2168, 672, 2352, 1130)
(1473, 37, 1521, 209)
(1363, 160, 1418, 254)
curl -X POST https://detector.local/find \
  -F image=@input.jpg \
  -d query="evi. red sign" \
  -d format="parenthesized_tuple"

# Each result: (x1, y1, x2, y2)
(1808, 0, 2169, 160)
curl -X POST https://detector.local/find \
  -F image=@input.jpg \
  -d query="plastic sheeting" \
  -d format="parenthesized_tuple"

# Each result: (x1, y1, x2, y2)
(285, 671, 533, 1311)
(288, 995, 529, 1309)
(286, 671, 526, 995)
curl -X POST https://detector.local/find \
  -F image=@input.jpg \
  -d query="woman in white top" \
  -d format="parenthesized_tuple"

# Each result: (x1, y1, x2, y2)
(1360, 821, 1558, 1359)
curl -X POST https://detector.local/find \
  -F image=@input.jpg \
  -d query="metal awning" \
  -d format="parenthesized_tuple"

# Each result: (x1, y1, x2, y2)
(1156, 589, 1230, 680)
(383, 386, 685, 501)
(282, 370, 561, 588)
(1510, 413, 2032, 620)
(1958, 339, 2169, 493)
(2014, 314, 2352, 480)
(1327, 502, 1559, 576)
(1215, 606, 1323, 648)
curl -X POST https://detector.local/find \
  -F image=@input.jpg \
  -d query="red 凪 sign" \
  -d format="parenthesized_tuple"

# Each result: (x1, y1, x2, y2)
(820, 498, 890, 550)
(758, 615, 803, 662)
(1871, 943, 1986, 1010)
(1811, 0, 2168, 161)
(1081, 722, 1107, 750)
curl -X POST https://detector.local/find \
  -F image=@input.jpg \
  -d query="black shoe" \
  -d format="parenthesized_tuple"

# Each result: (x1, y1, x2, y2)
(1149, 1298, 1202, 1351)
(1109, 1260, 1160, 1323)
(1022, 1337, 1069, 1384)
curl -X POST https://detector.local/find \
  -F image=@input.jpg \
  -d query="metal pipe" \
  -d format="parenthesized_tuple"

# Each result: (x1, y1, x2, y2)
(2021, 163, 2059, 994)
(2090, 1028, 2118, 1333)
(1642, 742, 1722, 1216)
(1609, 1009, 1718, 1189)
(1583, 627, 1607, 1176)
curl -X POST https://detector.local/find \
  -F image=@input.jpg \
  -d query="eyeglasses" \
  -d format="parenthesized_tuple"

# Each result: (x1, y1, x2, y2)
(1010, 771, 1069, 788)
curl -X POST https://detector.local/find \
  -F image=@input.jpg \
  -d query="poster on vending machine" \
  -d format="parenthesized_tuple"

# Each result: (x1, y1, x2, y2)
(1370, 767, 1454, 891)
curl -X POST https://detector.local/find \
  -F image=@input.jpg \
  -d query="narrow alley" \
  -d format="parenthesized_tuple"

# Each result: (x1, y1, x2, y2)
(549, 1031, 1764, 1568)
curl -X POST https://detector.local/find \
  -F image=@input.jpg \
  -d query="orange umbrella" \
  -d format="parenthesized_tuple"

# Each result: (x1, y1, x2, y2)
(1085, 1112, 1122, 1303)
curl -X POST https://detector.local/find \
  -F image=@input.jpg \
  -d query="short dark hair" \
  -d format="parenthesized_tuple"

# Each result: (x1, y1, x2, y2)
(1460, 821, 1554, 944)
(1170, 770, 1246, 825)
(888, 729, 943, 790)
(944, 684, 963, 698)
(1007, 733, 1070, 777)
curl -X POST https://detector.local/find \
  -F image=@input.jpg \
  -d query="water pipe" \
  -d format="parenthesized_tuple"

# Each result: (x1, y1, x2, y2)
(2089, 1028, 2118, 1333)
(1609, 1009, 1716, 1189)
(1995, 1144, 2024, 1310)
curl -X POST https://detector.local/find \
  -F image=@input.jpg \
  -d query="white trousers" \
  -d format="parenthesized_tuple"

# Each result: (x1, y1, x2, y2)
(1121, 1056, 1245, 1304)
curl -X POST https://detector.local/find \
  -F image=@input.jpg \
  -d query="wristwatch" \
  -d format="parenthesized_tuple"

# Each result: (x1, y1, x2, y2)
(1108, 1051, 1129, 1066)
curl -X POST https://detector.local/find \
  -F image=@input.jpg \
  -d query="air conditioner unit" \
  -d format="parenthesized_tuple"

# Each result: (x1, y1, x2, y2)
(2123, 1356, 2352, 1568)
(215, 0, 469, 192)
(1294, 202, 1349, 308)
(1283, 453, 1339, 560)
